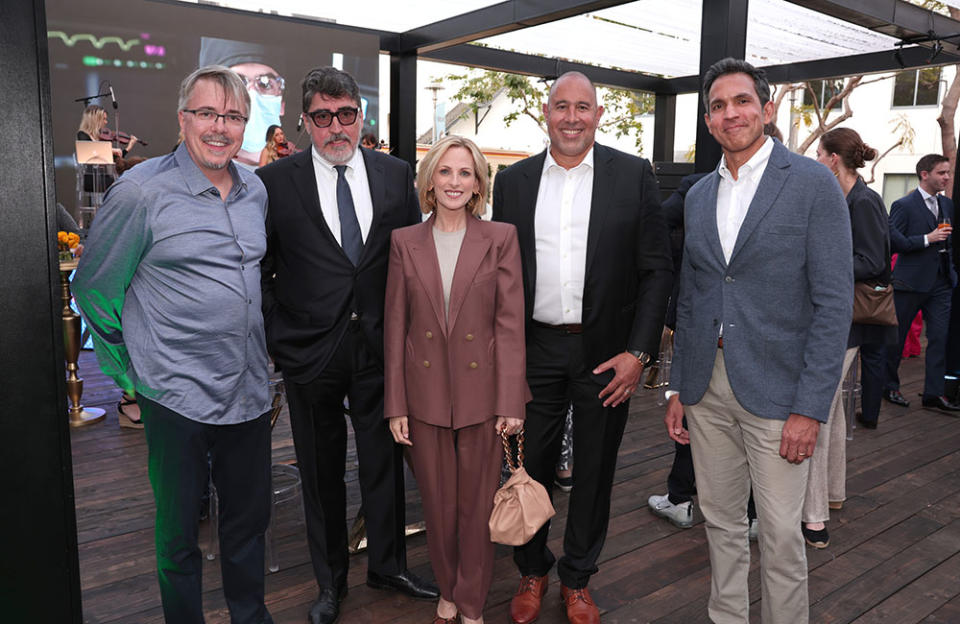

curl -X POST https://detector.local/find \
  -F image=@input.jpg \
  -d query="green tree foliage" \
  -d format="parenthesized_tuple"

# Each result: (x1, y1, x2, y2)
(443, 70, 654, 151)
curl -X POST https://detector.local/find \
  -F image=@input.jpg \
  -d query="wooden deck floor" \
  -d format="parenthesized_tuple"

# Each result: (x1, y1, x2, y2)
(71, 349, 960, 623)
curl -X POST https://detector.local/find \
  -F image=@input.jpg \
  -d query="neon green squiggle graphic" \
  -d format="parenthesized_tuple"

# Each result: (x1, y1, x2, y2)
(48, 30, 141, 51)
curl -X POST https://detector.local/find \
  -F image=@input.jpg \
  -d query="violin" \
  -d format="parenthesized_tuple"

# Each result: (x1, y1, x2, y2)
(99, 127, 148, 147)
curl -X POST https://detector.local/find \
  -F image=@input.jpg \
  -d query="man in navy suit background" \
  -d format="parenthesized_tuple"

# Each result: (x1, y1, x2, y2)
(884, 154, 960, 412)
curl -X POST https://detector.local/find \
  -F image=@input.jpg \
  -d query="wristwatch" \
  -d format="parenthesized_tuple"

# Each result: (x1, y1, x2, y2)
(627, 349, 652, 367)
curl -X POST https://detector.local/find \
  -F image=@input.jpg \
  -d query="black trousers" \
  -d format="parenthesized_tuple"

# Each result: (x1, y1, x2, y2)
(284, 322, 406, 591)
(139, 397, 273, 624)
(885, 273, 954, 399)
(858, 343, 886, 423)
(513, 325, 629, 588)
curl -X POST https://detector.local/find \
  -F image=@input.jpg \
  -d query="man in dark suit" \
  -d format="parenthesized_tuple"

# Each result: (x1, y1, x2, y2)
(493, 71, 673, 624)
(884, 153, 959, 411)
(256, 66, 437, 624)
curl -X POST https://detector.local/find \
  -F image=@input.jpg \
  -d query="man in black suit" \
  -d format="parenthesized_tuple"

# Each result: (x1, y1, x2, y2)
(492, 71, 673, 624)
(256, 66, 436, 624)
(884, 153, 960, 412)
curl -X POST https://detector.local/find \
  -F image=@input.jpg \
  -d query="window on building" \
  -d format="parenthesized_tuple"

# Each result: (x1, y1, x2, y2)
(892, 68, 942, 107)
(882, 173, 918, 212)
(803, 79, 843, 110)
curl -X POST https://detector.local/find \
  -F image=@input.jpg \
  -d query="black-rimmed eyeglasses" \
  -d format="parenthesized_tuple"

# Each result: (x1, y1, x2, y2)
(305, 107, 359, 128)
(182, 108, 248, 127)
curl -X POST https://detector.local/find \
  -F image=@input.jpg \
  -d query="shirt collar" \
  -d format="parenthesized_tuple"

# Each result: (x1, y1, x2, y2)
(718, 136, 773, 183)
(542, 145, 594, 175)
(918, 186, 938, 203)
(174, 142, 246, 198)
(312, 143, 364, 175)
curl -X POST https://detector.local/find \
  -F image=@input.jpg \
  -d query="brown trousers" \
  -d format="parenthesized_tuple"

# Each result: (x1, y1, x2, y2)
(408, 418, 503, 620)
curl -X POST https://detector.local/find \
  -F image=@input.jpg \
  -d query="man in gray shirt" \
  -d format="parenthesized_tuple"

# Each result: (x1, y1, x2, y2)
(74, 66, 273, 624)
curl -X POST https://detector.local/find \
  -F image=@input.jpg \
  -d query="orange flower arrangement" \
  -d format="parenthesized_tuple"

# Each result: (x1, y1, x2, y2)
(58, 231, 81, 261)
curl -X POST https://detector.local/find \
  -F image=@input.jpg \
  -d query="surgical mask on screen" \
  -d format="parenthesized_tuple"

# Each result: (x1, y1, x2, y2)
(241, 92, 282, 154)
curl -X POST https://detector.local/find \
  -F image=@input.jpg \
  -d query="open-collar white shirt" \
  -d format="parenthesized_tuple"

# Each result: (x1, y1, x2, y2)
(716, 136, 774, 264)
(533, 146, 594, 325)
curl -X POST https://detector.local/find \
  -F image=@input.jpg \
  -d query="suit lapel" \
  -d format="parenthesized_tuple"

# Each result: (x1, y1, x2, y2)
(447, 217, 492, 333)
(515, 152, 545, 298)
(408, 216, 447, 335)
(697, 172, 726, 267)
(359, 148, 385, 267)
(290, 150, 341, 248)
(585, 145, 613, 277)
(729, 142, 790, 265)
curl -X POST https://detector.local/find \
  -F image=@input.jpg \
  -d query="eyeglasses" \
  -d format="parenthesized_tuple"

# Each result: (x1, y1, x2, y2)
(305, 107, 359, 128)
(182, 108, 248, 127)
(238, 73, 286, 96)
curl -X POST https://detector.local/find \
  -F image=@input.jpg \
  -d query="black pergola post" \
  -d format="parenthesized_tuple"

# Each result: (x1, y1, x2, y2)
(652, 93, 677, 162)
(389, 51, 418, 170)
(694, 0, 748, 173)
(0, 0, 82, 621)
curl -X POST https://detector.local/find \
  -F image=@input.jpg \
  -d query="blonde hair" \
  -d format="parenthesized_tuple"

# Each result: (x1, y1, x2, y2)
(78, 105, 106, 138)
(418, 135, 488, 216)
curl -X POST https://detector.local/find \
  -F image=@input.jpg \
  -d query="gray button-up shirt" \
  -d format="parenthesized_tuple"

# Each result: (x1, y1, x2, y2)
(74, 144, 270, 424)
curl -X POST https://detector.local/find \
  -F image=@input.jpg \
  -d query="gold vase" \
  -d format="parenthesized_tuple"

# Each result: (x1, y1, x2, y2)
(60, 259, 105, 427)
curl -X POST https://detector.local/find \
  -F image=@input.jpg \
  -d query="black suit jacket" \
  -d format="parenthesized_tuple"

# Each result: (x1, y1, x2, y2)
(889, 188, 957, 292)
(257, 147, 421, 383)
(492, 143, 674, 381)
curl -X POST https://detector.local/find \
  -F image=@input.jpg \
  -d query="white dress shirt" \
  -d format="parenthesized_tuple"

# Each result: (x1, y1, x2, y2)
(716, 136, 774, 264)
(918, 186, 939, 247)
(533, 147, 594, 325)
(311, 145, 374, 244)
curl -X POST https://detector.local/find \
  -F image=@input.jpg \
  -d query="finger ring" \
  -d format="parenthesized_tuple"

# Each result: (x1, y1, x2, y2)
(798, 452, 806, 456)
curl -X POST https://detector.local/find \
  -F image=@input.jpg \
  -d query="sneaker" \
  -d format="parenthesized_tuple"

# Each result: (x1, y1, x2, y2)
(748, 518, 759, 541)
(648, 494, 693, 528)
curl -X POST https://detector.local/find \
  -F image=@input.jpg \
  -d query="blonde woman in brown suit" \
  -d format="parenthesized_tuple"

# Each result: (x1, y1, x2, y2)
(385, 135, 529, 624)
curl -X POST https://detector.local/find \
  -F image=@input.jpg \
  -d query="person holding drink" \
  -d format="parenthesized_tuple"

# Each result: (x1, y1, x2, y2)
(384, 135, 529, 624)
(884, 153, 960, 412)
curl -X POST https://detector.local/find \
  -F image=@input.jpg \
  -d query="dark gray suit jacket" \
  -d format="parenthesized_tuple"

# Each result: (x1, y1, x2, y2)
(672, 140, 853, 423)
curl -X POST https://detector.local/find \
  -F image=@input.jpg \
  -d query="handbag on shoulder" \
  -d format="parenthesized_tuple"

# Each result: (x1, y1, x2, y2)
(488, 427, 556, 546)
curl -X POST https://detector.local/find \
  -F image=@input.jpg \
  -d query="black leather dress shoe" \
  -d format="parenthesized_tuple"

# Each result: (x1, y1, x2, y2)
(921, 395, 960, 412)
(855, 412, 877, 430)
(367, 569, 439, 600)
(883, 389, 910, 407)
(308, 585, 347, 624)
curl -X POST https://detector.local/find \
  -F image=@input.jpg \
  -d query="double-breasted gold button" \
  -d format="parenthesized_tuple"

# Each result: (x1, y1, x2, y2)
(469, 362, 478, 369)
(423, 360, 431, 368)
(465, 333, 474, 341)
(425, 330, 433, 339)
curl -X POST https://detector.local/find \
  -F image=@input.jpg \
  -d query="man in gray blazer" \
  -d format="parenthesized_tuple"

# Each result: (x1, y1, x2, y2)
(665, 58, 852, 624)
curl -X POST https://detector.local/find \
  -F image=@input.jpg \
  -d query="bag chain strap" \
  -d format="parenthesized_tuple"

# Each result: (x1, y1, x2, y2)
(499, 427, 525, 472)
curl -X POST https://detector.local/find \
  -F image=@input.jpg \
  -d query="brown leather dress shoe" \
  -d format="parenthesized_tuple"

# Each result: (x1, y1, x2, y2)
(561, 585, 600, 624)
(510, 575, 549, 624)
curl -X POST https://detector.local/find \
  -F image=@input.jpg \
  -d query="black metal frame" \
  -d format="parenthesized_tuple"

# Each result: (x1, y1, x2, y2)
(11, 0, 960, 620)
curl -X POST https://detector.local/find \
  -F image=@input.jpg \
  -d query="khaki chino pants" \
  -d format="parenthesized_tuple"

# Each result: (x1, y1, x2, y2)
(686, 350, 810, 624)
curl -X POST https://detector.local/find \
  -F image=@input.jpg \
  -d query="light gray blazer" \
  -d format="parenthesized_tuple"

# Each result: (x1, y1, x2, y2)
(672, 140, 853, 423)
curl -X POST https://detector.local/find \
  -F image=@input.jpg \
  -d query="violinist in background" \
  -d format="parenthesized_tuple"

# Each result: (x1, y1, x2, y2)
(77, 104, 139, 159)
(258, 124, 291, 166)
